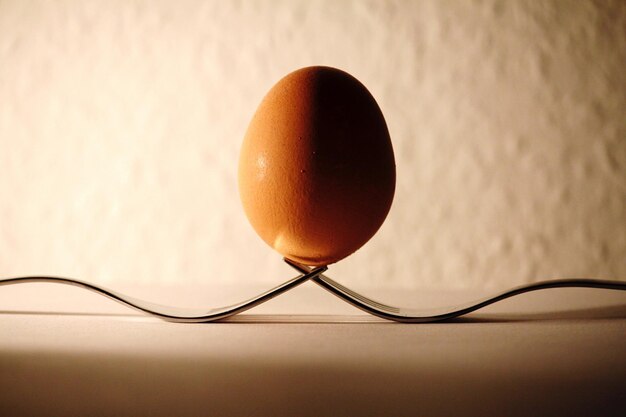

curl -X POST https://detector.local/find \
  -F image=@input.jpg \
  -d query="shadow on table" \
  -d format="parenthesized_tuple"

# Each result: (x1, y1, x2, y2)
(1, 304, 626, 323)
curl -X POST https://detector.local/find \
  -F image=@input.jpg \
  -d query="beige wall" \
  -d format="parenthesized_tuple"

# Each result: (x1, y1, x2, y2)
(1, 0, 624, 289)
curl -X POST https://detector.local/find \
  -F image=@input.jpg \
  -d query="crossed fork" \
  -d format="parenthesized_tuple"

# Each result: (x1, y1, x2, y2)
(1, 258, 624, 323)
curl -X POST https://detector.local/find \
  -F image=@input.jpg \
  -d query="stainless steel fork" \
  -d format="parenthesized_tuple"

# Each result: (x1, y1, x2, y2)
(1, 260, 624, 323)
(0, 266, 327, 323)
(284, 258, 626, 323)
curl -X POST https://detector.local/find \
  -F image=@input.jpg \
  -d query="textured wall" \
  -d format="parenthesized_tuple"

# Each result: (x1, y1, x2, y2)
(1, 0, 624, 289)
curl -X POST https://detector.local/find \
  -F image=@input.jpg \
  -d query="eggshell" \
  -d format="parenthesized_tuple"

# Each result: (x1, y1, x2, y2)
(238, 66, 395, 266)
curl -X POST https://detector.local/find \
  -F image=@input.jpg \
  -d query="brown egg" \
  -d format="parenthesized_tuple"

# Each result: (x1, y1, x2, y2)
(238, 66, 395, 266)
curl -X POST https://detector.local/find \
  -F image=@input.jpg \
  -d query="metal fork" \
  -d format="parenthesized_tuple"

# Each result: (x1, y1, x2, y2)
(283, 258, 626, 323)
(1, 261, 625, 323)
(0, 266, 327, 323)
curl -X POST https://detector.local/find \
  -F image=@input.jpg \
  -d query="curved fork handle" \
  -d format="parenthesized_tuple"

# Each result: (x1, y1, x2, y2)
(0, 266, 328, 323)
(284, 258, 626, 323)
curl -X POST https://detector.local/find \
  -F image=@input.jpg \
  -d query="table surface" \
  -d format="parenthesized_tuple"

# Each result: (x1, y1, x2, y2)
(1, 279, 625, 417)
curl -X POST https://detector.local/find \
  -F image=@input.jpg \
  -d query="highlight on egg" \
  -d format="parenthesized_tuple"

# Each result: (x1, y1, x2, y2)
(238, 66, 395, 266)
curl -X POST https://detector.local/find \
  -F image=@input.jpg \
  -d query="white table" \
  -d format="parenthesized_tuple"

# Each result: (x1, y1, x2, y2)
(1, 281, 625, 416)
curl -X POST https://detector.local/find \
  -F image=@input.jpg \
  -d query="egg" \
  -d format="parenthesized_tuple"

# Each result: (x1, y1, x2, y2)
(238, 66, 395, 266)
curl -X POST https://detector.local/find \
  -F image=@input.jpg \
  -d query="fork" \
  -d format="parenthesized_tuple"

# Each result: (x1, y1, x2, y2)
(283, 258, 626, 323)
(1, 261, 625, 323)
(0, 266, 326, 323)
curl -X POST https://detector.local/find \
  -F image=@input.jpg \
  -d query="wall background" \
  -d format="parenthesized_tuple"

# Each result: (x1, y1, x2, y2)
(1, 0, 624, 290)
